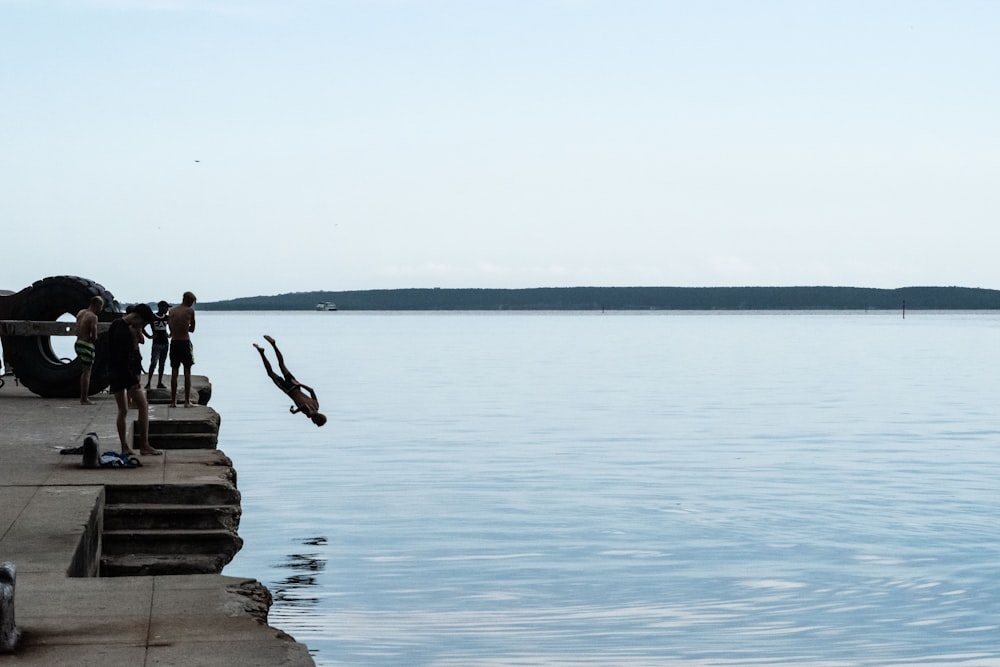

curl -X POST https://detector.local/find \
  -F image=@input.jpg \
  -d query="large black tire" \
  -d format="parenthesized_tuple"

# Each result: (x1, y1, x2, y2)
(9, 276, 121, 398)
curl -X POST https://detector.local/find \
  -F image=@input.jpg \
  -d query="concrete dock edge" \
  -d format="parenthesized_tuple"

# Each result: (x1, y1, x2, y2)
(0, 376, 315, 666)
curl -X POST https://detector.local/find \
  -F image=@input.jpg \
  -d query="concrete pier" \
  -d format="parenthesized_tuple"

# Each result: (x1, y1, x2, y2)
(0, 377, 314, 666)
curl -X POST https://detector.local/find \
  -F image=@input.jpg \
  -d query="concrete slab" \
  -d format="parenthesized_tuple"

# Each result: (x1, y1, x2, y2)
(147, 639, 314, 667)
(149, 577, 275, 642)
(0, 486, 102, 574)
(16, 575, 154, 645)
(0, 487, 34, 536)
(142, 374, 212, 407)
(148, 403, 219, 422)
(158, 450, 228, 464)
(0, 466, 53, 488)
(0, 644, 149, 666)
(45, 456, 166, 487)
(161, 464, 235, 486)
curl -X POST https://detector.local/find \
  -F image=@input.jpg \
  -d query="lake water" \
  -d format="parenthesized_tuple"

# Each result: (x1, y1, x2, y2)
(195, 310, 1000, 666)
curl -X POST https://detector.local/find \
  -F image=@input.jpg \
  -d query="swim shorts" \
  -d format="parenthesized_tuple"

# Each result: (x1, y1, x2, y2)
(170, 340, 195, 368)
(75, 340, 96, 366)
(273, 373, 298, 396)
(108, 370, 139, 394)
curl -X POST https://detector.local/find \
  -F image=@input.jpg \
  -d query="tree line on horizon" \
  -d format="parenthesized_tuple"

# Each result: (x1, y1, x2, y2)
(197, 286, 1000, 311)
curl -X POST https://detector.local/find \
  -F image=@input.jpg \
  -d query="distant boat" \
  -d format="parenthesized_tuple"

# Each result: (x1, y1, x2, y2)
(315, 302, 337, 311)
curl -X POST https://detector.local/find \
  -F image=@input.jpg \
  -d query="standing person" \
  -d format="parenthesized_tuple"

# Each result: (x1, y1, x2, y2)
(145, 301, 170, 390)
(75, 295, 103, 405)
(252, 335, 327, 426)
(168, 291, 197, 407)
(108, 304, 161, 456)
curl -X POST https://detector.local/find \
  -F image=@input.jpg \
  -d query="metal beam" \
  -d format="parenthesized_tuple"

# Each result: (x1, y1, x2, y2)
(0, 321, 112, 336)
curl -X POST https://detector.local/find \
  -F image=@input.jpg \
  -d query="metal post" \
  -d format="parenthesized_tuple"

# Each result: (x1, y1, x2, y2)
(0, 561, 21, 653)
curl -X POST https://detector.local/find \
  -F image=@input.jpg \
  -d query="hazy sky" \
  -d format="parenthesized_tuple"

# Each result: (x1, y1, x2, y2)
(3, 0, 998, 303)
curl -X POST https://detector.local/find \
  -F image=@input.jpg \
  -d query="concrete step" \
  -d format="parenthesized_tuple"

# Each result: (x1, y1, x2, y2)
(134, 411, 221, 449)
(148, 417, 220, 434)
(104, 503, 241, 531)
(143, 382, 213, 406)
(105, 483, 241, 506)
(148, 432, 219, 449)
(100, 553, 231, 577)
(102, 528, 243, 557)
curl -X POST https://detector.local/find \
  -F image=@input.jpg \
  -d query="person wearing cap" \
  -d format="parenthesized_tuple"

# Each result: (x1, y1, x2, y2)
(108, 304, 162, 456)
(145, 300, 171, 390)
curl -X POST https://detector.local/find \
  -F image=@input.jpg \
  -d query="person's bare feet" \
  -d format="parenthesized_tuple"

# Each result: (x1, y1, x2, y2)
(80, 399, 95, 405)
(183, 401, 194, 408)
(140, 447, 163, 456)
(121, 448, 136, 456)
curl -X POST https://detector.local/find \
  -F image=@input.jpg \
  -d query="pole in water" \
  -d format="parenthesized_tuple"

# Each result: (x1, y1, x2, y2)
(902, 299, 906, 319)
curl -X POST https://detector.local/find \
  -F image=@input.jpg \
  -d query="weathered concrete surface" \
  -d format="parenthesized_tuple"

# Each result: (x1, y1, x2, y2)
(145, 375, 212, 407)
(0, 379, 315, 666)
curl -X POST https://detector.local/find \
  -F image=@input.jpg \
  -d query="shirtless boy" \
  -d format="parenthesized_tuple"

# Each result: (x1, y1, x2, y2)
(253, 335, 327, 426)
(168, 291, 197, 407)
(75, 295, 103, 404)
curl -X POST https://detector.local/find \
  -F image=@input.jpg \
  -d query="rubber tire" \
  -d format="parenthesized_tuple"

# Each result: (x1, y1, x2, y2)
(9, 275, 121, 398)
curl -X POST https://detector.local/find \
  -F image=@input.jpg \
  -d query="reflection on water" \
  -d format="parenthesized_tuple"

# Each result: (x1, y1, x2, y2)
(270, 536, 331, 664)
(272, 537, 328, 609)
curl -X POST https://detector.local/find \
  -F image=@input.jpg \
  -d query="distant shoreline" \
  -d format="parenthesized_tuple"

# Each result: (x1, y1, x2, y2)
(199, 286, 1000, 311)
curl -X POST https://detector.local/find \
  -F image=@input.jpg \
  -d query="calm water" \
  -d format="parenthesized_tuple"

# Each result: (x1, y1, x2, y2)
(195, 311, 1000, 666)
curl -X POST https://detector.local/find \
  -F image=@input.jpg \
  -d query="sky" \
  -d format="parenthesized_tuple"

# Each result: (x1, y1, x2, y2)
(2, 0, 998, 303)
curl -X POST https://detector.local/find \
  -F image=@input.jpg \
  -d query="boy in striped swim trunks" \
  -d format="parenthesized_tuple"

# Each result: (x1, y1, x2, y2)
(75, 295, 103, 405)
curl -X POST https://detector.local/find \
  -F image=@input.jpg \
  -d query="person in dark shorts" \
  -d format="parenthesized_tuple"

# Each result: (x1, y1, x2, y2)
(108, 304, 162, 456)
(168, 291, 197, 407)
(253, 335, 327, 426)
(145, 300, 170, 390)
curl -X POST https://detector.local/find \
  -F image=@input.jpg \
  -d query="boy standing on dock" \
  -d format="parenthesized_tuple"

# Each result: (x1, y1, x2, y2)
(168, 291, 197, 407)
(145, 300, 170, 390)
(74, 295, 103, 405)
